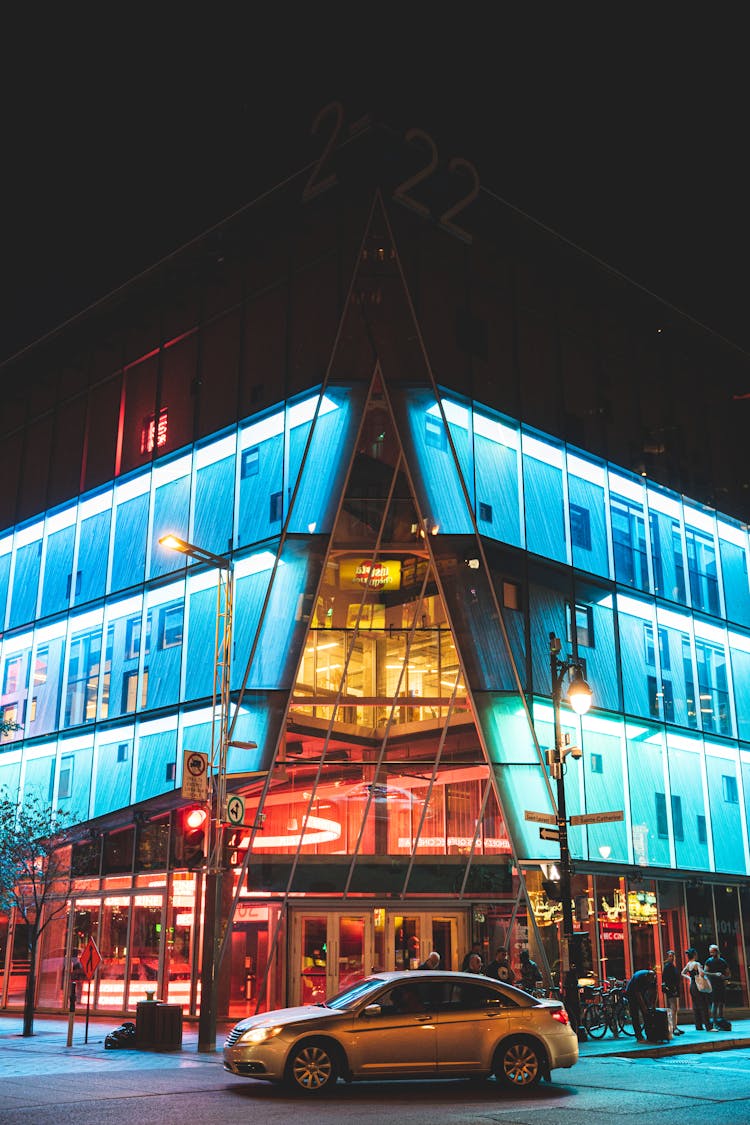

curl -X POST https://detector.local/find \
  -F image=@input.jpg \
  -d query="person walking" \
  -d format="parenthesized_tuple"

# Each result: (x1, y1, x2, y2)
(704, 943, 730, 1026)
(625, 968, 657, 1042)
(519, 949, 542, 992)
(661, 950, 683, 1035)
(681, 948, 713, 1031)
(484, 948, 515, 984)
(465, 953, 483, 974)
(461, 942, 483, 972)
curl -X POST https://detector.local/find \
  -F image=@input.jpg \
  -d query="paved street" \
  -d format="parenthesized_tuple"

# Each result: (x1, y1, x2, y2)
(1, 1014, 749, 1124)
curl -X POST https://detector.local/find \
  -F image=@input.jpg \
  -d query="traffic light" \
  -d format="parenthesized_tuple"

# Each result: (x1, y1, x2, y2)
(182, 806, 207, 868)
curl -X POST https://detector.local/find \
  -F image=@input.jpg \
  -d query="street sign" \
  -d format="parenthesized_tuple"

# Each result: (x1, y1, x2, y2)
(524, 809, 557, 825)
(225, 793, 246, 827)
(539, 826, 560, 841)
(569, 810, 624, 826)
(182, 749, 208, 801)
(79, 937, 102, 981)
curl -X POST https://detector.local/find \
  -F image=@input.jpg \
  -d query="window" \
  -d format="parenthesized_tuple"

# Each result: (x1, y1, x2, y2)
(425, 416, 447, 451)
(117, 743, 129, 763)
(590, 753, 603, 774)
(569, 603, 594, 648)
(570, 504, 592, 550)
(159, 604, 183, 649)
(3, 655, 22, 694)
(241, 446, 259, 478)
(65, 570, 82, 599)
(34, 647, 48, 685)
(270, 491, 283, 522)
(697, 814, 707, 844)
(1, 703, 19, 734)
(30, 698, 37, 722)
(58, 756, 74, 799)
(655, 792, 668, 838)
(722, 774, 739, 804)
(165, 761, 176, 782)
(671, 794, 684, 841)
(502, 581, 521, 610)
(478, 502, 493, 523)
(122, 669, 147, 712)
(125, 615, 147, 659)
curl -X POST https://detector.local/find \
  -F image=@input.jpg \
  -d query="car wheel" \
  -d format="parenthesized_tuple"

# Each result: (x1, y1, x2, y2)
(285, 1039, 339, 1094)
(494, 1037, 543, 1089)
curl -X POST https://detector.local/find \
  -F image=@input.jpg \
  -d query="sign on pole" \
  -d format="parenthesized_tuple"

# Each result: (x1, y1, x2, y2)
(569, 810, 624, 826)
(225, 794, 246, 827)
(539, 826, 560, 841)
(182, 749, 209, 801)
(79, 936, 102, 981)
(524, 809, 557, 825)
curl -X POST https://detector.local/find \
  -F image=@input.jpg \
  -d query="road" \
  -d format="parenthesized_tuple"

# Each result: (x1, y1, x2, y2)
(1, 1048, 750, 1125)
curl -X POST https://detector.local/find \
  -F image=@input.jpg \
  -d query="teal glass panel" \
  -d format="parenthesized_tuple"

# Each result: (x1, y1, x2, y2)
(667, 743, 710, 871)
(56, 744, 93, 822)
(41, 525, 75, 617)
(111, 492, 148, 593)
(287, 388, 361, 535)
(194, 456, 234, 557)
(532, 698, 587, 860)
(184, 585, 217, 701)
(0, 757, 21, 797)
(22, 753, 55, 803)
(529, 580, 569, 698)
(568, 473, 609, 578)
(76, 509, 111, 605)
(102, 604, 143, 721)
(730, 641, 750, 742)
(625, 723, 671, 868)
(523, 443, 566, 564)
(27, 635, 65, 737)
(579, 714, 629, 864)
(63, 626, 101, 728)
(473, 411, 521, 547)
(474, 691, 554, 860)
(618, 597, 657, 721)
(610, 491, 650, 592)
(238, 430, 284, 547)
(656, 611, 696, 728)
(94, 736, 134, 817)
(144, 596, 184, 710)
(150, 474, 191, 579)
(706, 753, 745, 874)
(135, 726, 178, 803)
(0, 550, 10, 628)
(9, 540, 41, 628)
(649, 510, 687, 605)
(575, 583, 620, 712)
(719, 536, 750, 628)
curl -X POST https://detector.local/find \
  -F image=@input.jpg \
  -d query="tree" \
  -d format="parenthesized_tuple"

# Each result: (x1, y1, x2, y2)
(0, 787, 74, 1036)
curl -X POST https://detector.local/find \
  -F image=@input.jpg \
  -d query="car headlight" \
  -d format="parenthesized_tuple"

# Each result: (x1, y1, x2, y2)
(237, 1024, 284, 1045)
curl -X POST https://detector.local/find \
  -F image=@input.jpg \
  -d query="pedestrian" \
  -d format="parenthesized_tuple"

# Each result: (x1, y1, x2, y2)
(461, 942, 483, 972)
(418, 950, 441, 970)
(704, 943, 730, 1025)
(465, 953, 483, 973)
(625, 968, 657, 1042)
(519, 949, 542, 993)
(661, 950, 683, 1035)
(681, 948, 713, 1031)
(484, 947, 515, 984)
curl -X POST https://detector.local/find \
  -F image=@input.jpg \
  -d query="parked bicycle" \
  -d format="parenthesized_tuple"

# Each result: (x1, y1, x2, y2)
(582, 979, 634, 1038)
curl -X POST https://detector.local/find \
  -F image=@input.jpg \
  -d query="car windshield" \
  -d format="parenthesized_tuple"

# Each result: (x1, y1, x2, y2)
(323, 976, 387, 1010)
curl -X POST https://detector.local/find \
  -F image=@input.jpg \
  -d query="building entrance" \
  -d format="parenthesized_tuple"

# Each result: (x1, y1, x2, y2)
(289, 907, 467, 1005)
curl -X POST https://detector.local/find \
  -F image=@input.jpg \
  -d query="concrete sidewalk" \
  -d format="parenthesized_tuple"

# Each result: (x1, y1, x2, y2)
(578, 1016, 750, 1059)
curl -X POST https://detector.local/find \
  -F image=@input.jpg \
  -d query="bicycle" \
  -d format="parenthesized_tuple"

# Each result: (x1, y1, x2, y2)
(582, 979, 633, 1038)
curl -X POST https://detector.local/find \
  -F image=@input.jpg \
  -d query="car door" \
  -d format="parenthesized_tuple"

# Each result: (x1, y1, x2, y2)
(435, 980, 513, 1075)
(348, 980, 438, 1078)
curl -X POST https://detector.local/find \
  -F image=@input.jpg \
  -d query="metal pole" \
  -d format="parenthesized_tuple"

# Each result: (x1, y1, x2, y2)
(197, 563, 233, 1053)
(550, 635, 574, 974)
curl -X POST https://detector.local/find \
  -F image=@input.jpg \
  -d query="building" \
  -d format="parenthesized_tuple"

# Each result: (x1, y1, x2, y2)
(1, 112, 749, 1022)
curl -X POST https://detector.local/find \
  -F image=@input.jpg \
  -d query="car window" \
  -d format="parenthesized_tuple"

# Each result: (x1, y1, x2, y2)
(442, 981, 514, 1012)
(370, 981, 435, 1015)
(326, 977, 388, 1010)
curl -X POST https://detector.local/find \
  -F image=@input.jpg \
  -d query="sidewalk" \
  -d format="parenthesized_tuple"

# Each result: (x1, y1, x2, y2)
(578, 1016, 750, 1059)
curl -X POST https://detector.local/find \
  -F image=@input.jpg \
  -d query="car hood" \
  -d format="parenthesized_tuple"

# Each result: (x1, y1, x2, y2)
(228, 1005, 339, 1034)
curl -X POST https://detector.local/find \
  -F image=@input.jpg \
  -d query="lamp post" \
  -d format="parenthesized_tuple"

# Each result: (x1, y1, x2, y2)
(159, 534, 233, 1053)
(548, 631, 592, 977)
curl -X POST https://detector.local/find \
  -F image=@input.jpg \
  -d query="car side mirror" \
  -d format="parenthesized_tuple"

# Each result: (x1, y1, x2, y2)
(362, 1003, 382, 1017)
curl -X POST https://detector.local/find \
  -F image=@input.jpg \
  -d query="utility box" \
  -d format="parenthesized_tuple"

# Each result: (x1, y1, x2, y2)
(135, 1001, 183, 1050)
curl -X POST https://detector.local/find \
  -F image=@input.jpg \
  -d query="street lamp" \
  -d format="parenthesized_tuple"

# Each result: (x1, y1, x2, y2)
(159, 533, 233, 1053)
(548, 631, 592, 978)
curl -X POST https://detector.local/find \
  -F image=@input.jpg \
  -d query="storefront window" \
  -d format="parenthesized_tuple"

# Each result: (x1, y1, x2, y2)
(713, 885, 747, 1006)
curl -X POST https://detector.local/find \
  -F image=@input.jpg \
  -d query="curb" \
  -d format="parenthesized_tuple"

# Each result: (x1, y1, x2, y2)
(580, 1034, 750, 1059)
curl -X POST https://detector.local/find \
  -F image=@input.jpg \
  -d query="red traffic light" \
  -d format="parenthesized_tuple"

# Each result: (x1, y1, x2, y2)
(181, 806, 208, 868)
(185, 807, 207, 831)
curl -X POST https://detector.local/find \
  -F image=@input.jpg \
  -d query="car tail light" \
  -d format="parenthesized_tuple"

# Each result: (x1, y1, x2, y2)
(551, 1007, 569, 1025)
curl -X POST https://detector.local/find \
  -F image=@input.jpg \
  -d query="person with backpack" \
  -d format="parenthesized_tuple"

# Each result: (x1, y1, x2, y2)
(681, 948, 713, 1031)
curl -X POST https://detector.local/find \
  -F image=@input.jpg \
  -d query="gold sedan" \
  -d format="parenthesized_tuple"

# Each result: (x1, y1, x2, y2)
(224, 970, 578, 1094)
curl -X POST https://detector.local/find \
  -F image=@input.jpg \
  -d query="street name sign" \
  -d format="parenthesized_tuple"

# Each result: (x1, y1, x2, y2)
(569, 810, 624, 826)
(524, 809, 557, 825)
(182, 749, 209, 801)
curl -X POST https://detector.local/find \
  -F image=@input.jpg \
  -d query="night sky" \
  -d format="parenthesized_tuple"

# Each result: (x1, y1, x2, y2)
(2, 15, 749, 372)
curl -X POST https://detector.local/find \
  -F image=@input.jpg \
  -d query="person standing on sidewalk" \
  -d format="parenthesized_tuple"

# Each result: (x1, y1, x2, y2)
(682, 948, 713, 1031)
(704, 943, 730, 1025)
(661, 950, 683, 1035)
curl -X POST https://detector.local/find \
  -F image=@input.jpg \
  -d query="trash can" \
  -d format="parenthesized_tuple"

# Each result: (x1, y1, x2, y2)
(135, 1001, 183, 1050)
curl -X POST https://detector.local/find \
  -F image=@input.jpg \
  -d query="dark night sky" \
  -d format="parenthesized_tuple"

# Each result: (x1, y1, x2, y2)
(2, 13, 749, 371)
